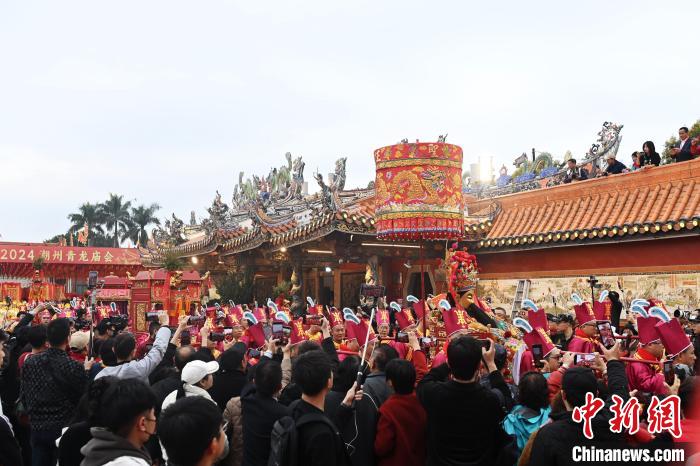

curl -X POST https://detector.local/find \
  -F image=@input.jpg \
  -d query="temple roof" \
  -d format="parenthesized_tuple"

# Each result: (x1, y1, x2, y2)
(472, 158, 700, 251)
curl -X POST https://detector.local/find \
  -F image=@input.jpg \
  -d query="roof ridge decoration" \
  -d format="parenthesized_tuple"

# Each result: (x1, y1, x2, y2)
(468, 122, 623, 199)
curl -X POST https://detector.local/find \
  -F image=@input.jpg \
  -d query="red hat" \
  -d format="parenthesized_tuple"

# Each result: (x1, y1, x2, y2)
(253, 307, 268, 323)
(228, 306, 243, 327)
(390, 301, 417, 330)
(592, 289, 611, 321)
(289, 319, 308, 346)
(344, 311, 376, 345)
(328, 308, 345, 329)
(655, 318, 692, 357)
(438, 299, 472, 337)
(376, 309, 391, 327)
(405, 295, 426, 320)
(514, 318, 556, 357)
(522, 299, 547, 331)
(637, 317, 661, 345)
(247, 323, 267, 348)
(571, 293, 596, 326)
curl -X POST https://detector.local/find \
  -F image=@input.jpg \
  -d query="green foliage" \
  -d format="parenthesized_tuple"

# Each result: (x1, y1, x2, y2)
(272, 280, 291, 298)
(100, 194, 133, 248)
(124, 203, 161, 246)
(662, 119, 700, 165)
(216, 268, 254, 305)
(162, 251, 184, 272)
(32, 256, 45, 270)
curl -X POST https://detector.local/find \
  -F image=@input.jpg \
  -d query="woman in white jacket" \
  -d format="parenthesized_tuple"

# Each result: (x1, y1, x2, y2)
(162, 359, 219, 412)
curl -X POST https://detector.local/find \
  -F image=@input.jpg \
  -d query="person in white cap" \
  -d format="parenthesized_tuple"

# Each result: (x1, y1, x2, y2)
(599, 153, 628, 176)
(162, 359, 219, 412)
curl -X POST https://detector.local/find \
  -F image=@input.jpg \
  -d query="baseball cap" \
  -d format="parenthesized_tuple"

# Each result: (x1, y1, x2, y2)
(181, 360, 219, 384)
(69, 330, 90, 351)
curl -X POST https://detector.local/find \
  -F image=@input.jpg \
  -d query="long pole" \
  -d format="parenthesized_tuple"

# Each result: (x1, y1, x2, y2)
(420, 241, 426, 334)
(355, 307, 376, 387)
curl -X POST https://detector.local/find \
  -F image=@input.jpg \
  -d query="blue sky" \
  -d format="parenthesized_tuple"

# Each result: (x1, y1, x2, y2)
(1, 0, 698, 243)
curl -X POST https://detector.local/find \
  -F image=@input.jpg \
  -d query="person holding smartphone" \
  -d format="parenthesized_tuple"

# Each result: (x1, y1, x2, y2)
(626, 314, 669, 396)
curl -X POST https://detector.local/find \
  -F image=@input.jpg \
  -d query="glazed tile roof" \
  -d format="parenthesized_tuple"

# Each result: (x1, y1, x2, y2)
(472, 158, 700, 250)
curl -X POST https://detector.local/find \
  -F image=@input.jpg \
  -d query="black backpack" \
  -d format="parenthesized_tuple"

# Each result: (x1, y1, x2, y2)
(268, 413, 338, 466)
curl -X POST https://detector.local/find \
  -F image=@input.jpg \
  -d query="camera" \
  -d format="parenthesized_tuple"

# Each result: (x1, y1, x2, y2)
(272, 323, 290, 345)
(88, 271, 99, 290)
(188, 315, 206, 325)
(302, 314, 323, 325)
(73, 318, 91, 331)
(209, 332, 226, 342)
(395, 332, 409, 343)
(105, 315, 129, 332)
(420, 336, 437, 349)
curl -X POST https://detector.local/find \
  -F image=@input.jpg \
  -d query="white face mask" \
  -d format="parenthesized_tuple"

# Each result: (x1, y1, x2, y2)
(217, 434, 230, 461)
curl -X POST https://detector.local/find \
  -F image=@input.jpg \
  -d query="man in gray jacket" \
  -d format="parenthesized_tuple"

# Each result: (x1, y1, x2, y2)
(95, 325, 173, 383)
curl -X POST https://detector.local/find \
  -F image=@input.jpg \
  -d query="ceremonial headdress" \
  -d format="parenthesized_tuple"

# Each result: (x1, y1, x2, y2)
(654, 311, 692, 357)
(242, 310, 266, 348)
(390, 301, 416, 330)
(376, 308, 391, 327)
(571, 293, 596, 326)
(513, 318, 556, 357)
(592, 290, 612, 322)
(521, 299, 547, 332)
(446, 245, 479, 297)
(328, 307, 345, 329)
(343, 308, 375, 344)
(439, 298, 473, 337)
(406, 295, 426, 320)
(630, 300, 662, 345)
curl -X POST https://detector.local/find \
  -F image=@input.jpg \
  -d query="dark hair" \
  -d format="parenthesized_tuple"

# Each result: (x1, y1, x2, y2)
(517, 371, 549, 411)
(47, 318, 71, 347)
(148, 321, 161, 336)
(447, 336, 482, 380)
(174, 345, 195, 372)
(254, 358, 282, 397)
(84, 376, 118, 424)
(631, 151, 639, 159)
(94, 378, 156, 437)
(372, 344, 399, 372)
(567, 158, 576, 164)
(680, 127, 689, 133)
(293, 350, 332, 396)
(494, 343, 507, 371)
(679, 377, 696, 417)
(100, 338, 118, 366)
(335, 355, 360, 392)
(385, 359, 416, 395)
(159, 397, 223, 465)
(297, 340, 322, 355)
(218, 347, 245, 373)
(643, 141, 656, 154)
(95, 320, 111, 336)
(561, 366, 598, 408)
(114, 333, 136, 361)
(27, 324, 48, 349)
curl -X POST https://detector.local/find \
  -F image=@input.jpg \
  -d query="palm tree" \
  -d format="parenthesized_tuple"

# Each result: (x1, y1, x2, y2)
(67, 203, 106, 246)
(125, 203, 161, 246)
(100, 194, 133, 248)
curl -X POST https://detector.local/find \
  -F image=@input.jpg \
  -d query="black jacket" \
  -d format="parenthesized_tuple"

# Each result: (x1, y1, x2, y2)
(241, 384, 291, 466)
(528, 360, 673, 466)
(292, 399, 351, 466)
(0, 414, 22, 466)
(675, 139, 693, 163)
(20, 347, 87, 431)
(640, 151, 661, 167)
(417, 363, 507, 466)
(210, 369, 248, 411)
(58, 420, 92, 466)
(325, 390, 378, 466)
(151, 372, 181, 415)
(605, 160, 627, 175)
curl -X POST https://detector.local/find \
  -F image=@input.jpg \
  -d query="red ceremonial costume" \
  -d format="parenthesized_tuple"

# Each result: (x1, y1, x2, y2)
(568, 302, 598, 354)
(625, 315, 668, 396)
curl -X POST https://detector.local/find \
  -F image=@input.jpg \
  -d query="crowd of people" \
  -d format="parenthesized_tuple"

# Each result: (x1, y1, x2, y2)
(563, 126, 699, 183)
(0, 250, 699, 466)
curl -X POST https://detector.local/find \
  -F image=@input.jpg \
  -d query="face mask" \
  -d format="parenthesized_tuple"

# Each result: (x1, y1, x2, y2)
(217, 434, 229, 461)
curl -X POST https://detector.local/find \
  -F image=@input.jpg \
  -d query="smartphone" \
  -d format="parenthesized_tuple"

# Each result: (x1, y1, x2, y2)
(574, 353, 596, 366)
(532, 344, 544, 368)
(263, 325, 272, 340)
(223, 327, 233, 335)
(596, 321, 615, 349)
(663, 360, 675, 386)
(247, 348, 261, 359)
(479, 339, 492, 351)
(180, 330, 191, 346)
(302, 314, 323, 325)
(395, 332, 409, 343)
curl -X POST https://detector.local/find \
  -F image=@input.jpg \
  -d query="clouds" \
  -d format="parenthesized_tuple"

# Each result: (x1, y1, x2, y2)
(0, 0, 699, 242)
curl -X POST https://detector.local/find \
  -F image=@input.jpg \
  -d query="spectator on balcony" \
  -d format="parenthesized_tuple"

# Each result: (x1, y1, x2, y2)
(562, 158, 587, 183)
(600, 154, 627, 176)
(630, 152, 641, 170)
(691, 135, 700, 158)
(641, 141, 661, 167)
(671, 127, 693, 162)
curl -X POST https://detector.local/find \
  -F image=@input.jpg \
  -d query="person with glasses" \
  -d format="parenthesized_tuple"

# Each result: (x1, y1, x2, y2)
(159, 397, 228, 466)
(80, 378, 158, 466)
(568, 305, 599, 354)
